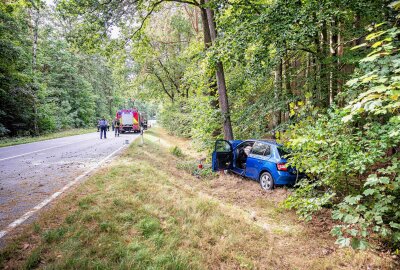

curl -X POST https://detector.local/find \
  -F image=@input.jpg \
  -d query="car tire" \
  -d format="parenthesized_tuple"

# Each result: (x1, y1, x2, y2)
(259, 172, 274, 191)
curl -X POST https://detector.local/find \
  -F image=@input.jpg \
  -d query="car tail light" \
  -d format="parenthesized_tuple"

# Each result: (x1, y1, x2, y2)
(277, 163, 288, 171)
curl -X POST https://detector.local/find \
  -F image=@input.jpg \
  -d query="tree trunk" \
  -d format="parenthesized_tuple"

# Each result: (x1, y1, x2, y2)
(329, 16, 338, 106)
(283, 52, 291, 123)
(204, 0, 234, 140)
(337, 20, 344, 100)
(200, 1, 212, 48)
(321, 22, 329, 107)
(273, 58, 283, 128)
(32, 13, 39, 70)
(199, 0, 220, 137)
(314, 34, 321, 105)
(31, 5, 40, 135)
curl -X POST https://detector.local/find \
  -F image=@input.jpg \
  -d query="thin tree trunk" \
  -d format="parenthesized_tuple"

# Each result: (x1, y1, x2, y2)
(273, 58, 282, 128)
(31, 5, 40, 135)
(283, 52, 291, 123)
(337, 21, 344, 105)
(321, 22, 329, 107)
(329, 16, 338, 105)
(32, 14, 38, 69)
(204, 0, 234, 140)
(305, 53, 310, 93)
(314, 34, 321, 105)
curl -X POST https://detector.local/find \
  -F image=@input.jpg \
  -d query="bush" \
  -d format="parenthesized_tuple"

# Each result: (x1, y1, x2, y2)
(170, 146, 184, 158)
(159, 103, 192, 138)
(0, 123, 10, 136)
(284, 24, 400, 249)
(332, 161, 400, 250)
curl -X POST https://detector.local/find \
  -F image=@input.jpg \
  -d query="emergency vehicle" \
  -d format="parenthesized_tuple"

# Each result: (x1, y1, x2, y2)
(116, 108, 141, 133)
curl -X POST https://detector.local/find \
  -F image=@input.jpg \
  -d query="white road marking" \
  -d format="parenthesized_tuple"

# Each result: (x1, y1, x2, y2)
(0, 138, 94, 162)
(0, 143, 129, 239)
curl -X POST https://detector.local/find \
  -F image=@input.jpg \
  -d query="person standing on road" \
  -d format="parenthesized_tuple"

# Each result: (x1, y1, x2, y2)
(99, 117, 108, 139)
(114, 117, 121, 137)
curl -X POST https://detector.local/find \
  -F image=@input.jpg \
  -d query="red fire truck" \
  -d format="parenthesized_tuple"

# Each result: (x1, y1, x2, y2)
(116, 108, 141, 133)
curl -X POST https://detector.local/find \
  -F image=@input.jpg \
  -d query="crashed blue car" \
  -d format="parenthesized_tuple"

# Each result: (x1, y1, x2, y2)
(212, 139, 302, 190)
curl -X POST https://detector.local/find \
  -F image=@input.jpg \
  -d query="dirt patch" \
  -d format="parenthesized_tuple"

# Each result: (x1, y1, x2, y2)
(207, 173, 291, 203)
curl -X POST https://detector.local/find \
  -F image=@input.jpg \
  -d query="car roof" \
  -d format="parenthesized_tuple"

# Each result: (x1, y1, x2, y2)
(228, 139, 282, 147)
(245, 139, 281, 146)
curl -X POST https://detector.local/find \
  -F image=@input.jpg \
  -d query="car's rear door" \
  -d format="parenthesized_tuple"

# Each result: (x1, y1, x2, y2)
(212, 140, 233, 171)
(245, 142, 271, 180)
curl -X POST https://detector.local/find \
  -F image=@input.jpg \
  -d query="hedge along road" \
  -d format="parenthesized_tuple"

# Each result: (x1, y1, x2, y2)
(0, 131, 139, 246)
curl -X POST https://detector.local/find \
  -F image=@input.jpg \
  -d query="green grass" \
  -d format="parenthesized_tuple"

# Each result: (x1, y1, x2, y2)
(169, 145, 184, 157)
(24, 247, 42, 270)
(0, 128, 96, 148)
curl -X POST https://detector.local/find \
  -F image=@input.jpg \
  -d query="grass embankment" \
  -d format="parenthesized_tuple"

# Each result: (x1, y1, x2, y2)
(0, 128, 396, 269)
(0, 128, 96, 148)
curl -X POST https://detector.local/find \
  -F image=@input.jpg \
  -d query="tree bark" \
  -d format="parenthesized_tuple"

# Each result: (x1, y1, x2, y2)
(204, 0, 234, 140)
(337, 20, 345, 106)
(273, 58, 283, 128)
(329, 16, 338, 106)
(314, 33, 321, 105)
(283, 52, 291, 123)
(321, 22, 329, 107)
(200, 0, 212, 48)
(31, 3, 40, 135)
(199, 0, 220, 137)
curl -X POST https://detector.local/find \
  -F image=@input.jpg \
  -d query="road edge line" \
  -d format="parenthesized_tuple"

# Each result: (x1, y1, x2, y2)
(0, 143, 129, 240)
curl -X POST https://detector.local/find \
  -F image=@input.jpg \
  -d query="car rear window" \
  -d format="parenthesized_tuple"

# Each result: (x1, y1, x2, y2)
(251, 142, 270, 156)
(277, 147, 290, 158)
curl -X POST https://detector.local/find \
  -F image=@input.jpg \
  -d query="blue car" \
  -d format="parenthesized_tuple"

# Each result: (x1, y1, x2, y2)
(212, 139, 302, 190)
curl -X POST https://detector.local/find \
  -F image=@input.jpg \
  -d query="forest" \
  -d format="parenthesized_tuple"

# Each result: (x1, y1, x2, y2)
(1, 0, 400, 250)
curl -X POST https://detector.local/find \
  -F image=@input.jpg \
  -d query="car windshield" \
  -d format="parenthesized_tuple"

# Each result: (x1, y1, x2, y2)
(277, 147, 291, 159)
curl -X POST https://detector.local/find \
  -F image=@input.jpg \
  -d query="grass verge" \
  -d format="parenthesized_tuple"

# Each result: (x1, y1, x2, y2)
(0, 128, 96, 148)
(0, 127, 397, 269)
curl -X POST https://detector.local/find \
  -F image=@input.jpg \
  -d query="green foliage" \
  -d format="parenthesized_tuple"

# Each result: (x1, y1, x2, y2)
(0, 1, 129, 137)
(170, 146, 184, 157)
(284, 23, 400, 249)
(159, 103, 192, 138)
(332, 163, 400, 250)
(0, 1, 33, 136)
(342, 26, 400, 121)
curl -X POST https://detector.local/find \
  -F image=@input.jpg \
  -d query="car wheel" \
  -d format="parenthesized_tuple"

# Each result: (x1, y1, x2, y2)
(259, 172, 274, 191)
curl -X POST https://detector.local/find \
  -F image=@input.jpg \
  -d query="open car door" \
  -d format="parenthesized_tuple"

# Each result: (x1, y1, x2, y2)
(212, 140, 233, 171)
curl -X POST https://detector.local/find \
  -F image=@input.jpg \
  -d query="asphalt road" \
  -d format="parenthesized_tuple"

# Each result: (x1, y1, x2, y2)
(0, 131, 139, 241)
